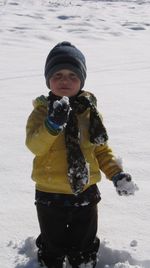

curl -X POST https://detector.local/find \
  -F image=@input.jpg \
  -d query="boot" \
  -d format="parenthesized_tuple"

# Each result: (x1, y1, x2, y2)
(36, 235, 65, 268)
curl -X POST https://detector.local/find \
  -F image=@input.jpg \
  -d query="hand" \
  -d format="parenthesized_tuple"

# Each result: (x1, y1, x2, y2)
(48, 96, 70, 128)
(112, 172, 139, 196)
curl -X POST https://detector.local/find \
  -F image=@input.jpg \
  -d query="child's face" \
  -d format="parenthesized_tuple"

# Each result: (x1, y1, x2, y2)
(49, 69, 81, 97)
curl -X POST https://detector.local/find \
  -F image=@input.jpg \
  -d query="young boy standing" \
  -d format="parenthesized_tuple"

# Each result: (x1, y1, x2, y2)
(26, 41, 138, 268)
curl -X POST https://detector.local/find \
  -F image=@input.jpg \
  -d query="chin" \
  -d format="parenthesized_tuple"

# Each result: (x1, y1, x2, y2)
(51, 89, 80, 97)
(58, 91, 73, 97)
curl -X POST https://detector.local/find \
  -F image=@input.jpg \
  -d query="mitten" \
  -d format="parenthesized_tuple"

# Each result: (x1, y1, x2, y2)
(46, 96, 70, 132)
(112, 172, 139, 196)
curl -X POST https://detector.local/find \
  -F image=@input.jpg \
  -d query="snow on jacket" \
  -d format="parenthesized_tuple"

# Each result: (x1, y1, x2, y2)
(26, 91, 122, 194)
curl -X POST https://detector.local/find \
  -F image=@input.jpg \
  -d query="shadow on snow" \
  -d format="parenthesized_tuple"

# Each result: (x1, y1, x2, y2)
(8, 237, 150, 268)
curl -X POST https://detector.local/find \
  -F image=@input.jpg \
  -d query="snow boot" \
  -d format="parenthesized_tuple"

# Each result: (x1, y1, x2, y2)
(36, 235, 65, 268)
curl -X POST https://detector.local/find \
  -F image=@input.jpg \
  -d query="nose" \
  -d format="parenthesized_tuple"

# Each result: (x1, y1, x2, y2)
(60, 75, 69, 82)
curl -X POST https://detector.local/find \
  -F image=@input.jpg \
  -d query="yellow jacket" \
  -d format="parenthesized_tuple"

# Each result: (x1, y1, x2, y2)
(26, 91, 122, 194)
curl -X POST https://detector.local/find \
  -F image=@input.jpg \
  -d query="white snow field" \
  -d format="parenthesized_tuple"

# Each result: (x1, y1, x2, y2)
(0, 0, 150, 267)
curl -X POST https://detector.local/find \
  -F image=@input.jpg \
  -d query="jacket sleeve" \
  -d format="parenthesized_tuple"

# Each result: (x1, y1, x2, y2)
(95, 143, 123, 179)
(25, 104, 59, 156)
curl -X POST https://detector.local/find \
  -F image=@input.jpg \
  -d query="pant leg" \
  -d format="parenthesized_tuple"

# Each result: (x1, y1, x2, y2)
(67, 205, 100, 267)
(36, 203, 68, 268)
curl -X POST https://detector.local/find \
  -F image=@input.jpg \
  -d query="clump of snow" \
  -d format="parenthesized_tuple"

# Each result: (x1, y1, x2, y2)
(111, 262, 141, 268)
(115, 177, 139, 196)
(94, 135, 107, 145)
(8, 238, 149, 268)
(130, 241, 138, 248)
(53, 96, 70, 109)
(9, 237, 41, 268)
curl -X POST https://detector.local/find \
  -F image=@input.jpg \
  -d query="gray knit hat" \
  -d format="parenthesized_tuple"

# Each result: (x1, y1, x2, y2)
(44, 41, 87, 89)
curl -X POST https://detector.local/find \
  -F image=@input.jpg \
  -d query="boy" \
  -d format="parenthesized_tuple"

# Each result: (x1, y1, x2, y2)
(26, 41, 138, 268)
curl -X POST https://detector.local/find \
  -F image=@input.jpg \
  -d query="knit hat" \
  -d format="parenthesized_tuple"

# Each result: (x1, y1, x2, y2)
(44, 41, 87, 89)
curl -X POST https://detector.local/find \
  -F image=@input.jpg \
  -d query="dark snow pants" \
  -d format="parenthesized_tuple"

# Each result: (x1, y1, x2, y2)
(36, 203, 100, 268)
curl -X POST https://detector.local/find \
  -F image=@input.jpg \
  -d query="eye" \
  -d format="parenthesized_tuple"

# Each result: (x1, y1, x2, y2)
(69, 73, 78, 80)
(52, 73, 62, 79)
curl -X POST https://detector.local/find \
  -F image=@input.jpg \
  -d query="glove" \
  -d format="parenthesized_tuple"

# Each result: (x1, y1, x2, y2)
(47, 96, 70, 130)
(112, 172, 139, 196)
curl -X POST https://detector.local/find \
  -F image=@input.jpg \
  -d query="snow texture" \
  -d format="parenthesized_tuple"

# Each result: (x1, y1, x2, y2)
(53, 96, 69, 109)
(8, 237, 149, 268)
(0, 0, 150, 267)
(115, 177, 139, 196)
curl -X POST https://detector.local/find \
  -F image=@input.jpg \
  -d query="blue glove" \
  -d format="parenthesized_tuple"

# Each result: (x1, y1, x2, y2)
(112, 172, 139, 196)
(46, 96, 70, 131)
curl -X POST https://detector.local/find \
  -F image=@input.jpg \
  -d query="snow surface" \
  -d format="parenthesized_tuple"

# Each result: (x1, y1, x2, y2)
(0, 0, 150, 267)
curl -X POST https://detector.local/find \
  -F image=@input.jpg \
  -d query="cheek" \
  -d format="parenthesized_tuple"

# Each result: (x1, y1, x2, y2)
(72, 79, 81, 89)
(75, 81, 81, 91)
(49, 79, 57, 89)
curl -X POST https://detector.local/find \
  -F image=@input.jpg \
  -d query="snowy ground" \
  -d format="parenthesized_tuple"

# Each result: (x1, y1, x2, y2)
(0, 0, 150, 267)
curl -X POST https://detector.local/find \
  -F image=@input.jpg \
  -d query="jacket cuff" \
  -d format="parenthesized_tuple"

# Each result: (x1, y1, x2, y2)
(111, 172, 125, 186)
(45, 118, 62, 136)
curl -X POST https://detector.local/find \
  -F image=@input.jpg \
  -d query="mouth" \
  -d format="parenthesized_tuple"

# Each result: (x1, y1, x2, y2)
(59, 87, 70, 90)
